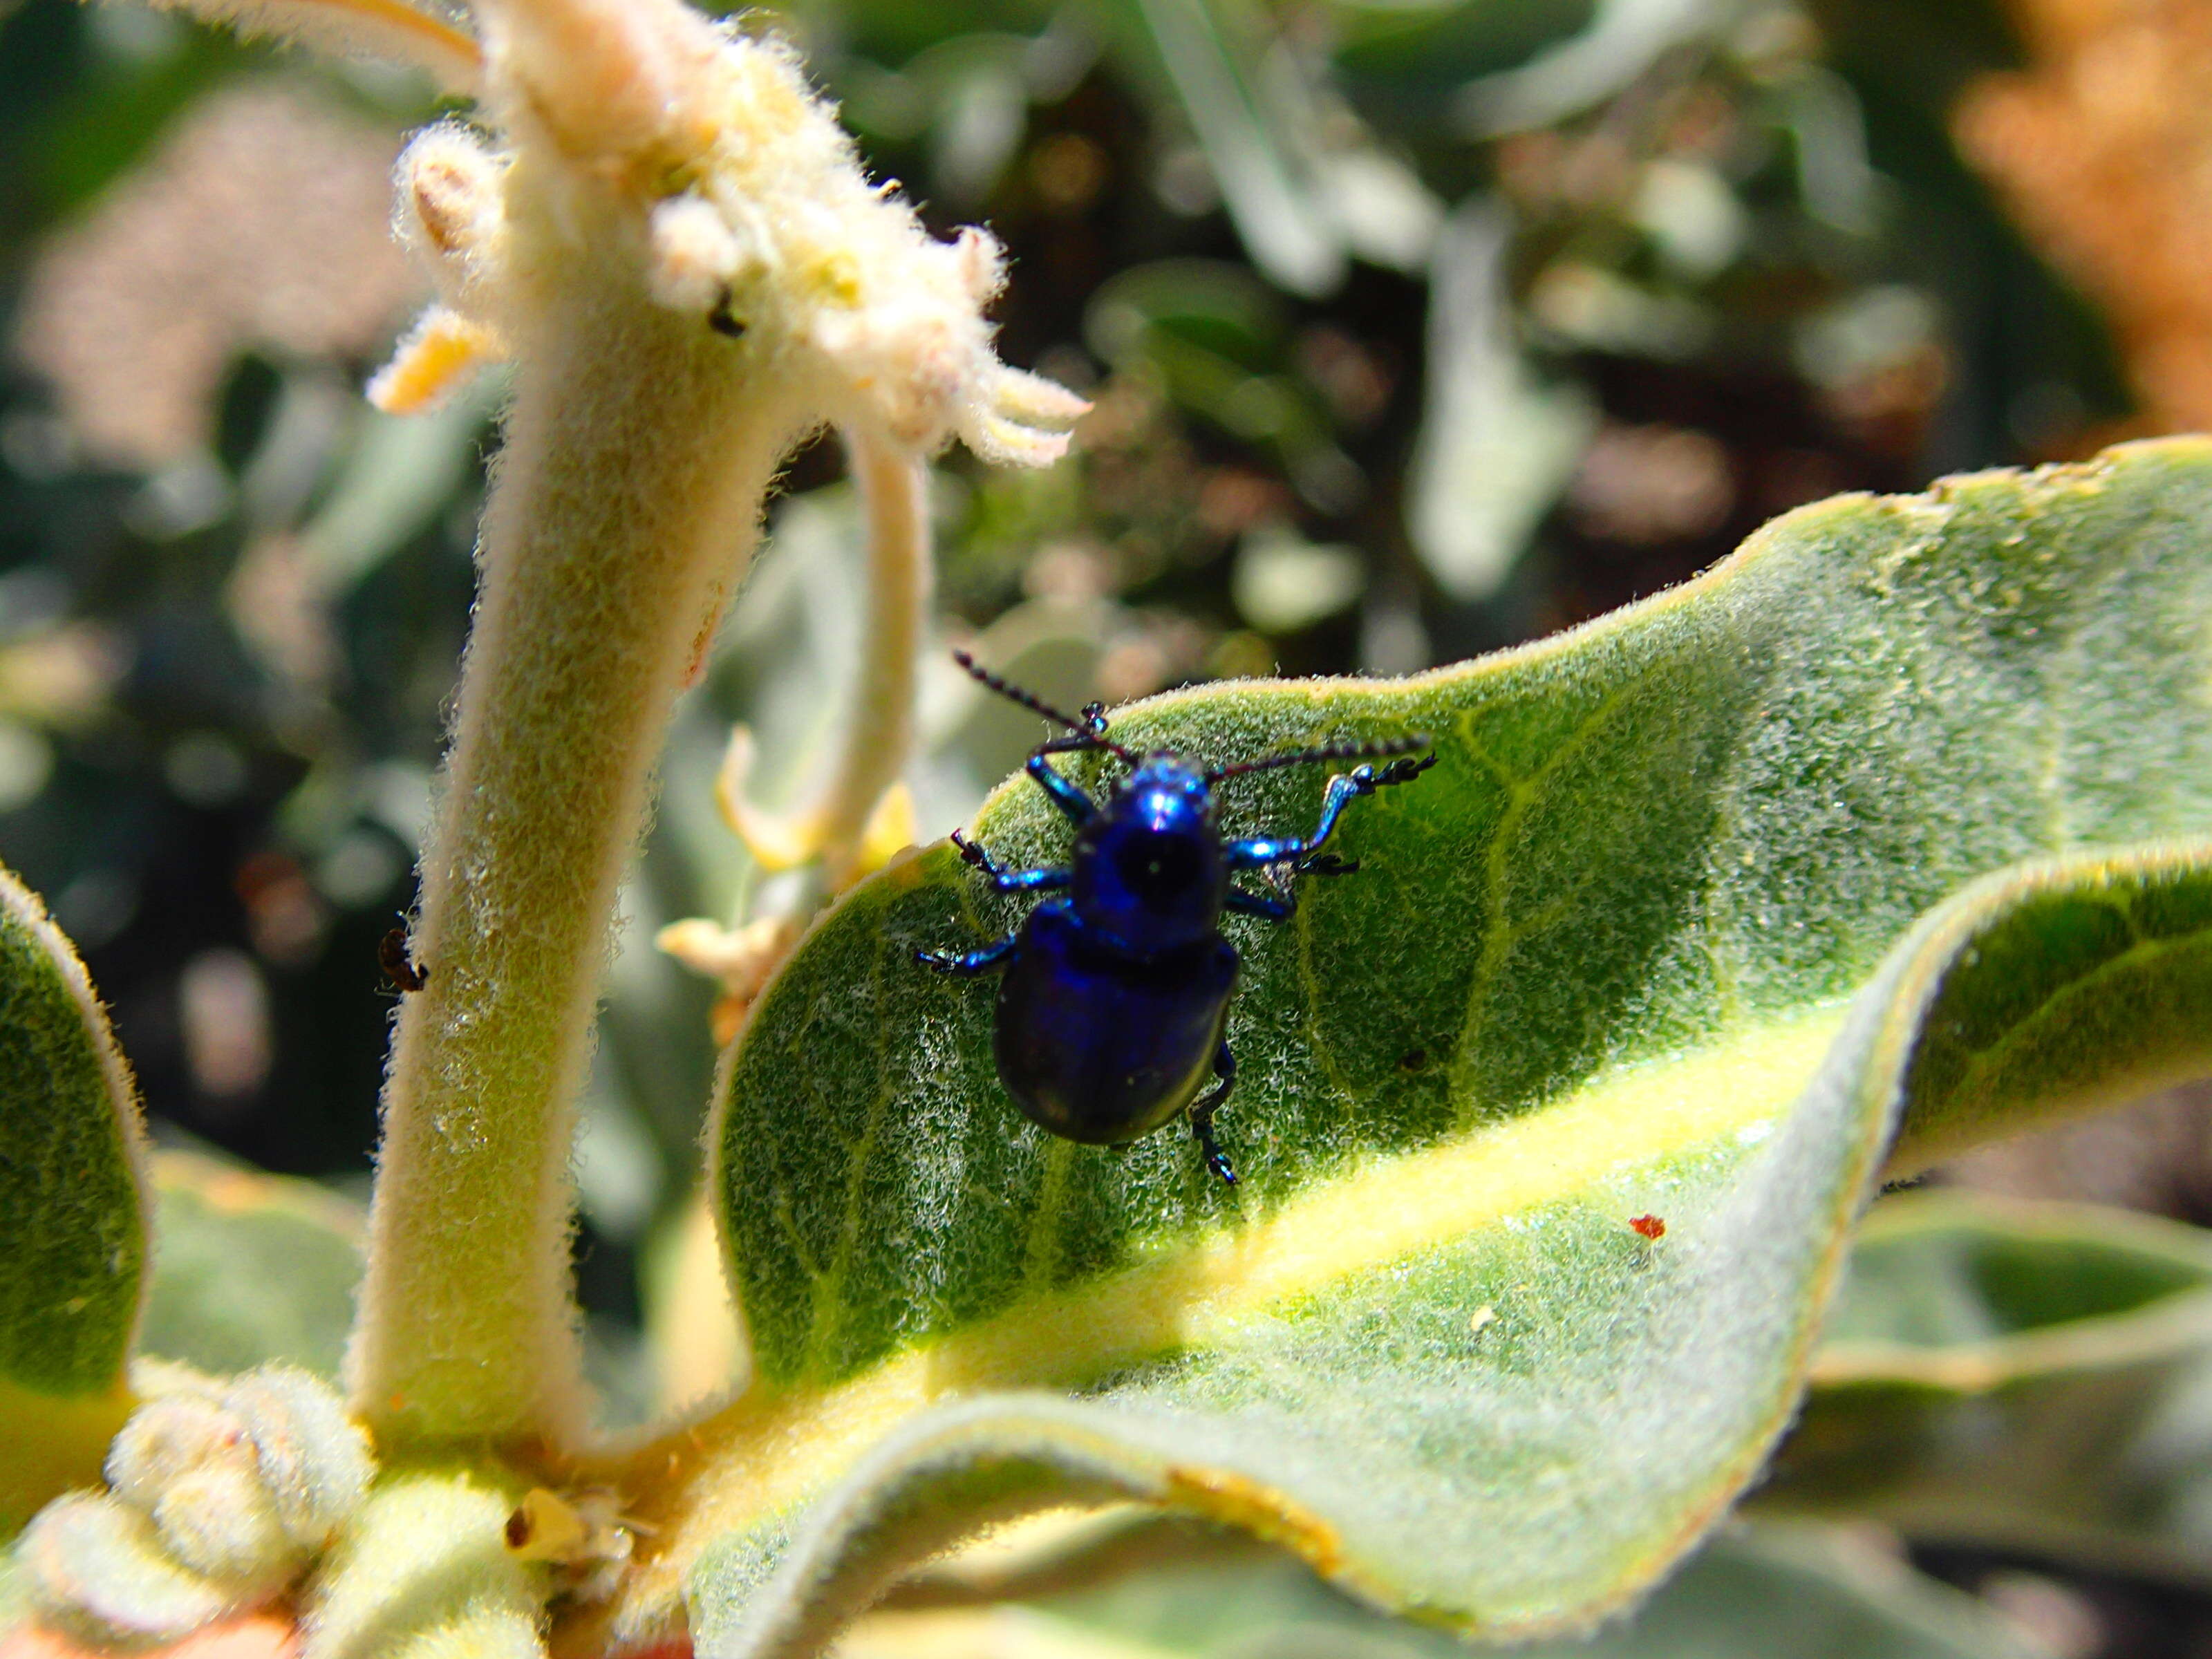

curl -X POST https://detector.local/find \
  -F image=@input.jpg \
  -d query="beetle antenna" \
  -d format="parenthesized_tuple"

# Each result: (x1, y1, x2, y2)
(953, 650, 1136, 765)
(1206, 733, 1432, 784)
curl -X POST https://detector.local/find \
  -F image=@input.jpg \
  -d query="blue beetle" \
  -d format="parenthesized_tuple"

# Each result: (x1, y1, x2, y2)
(917, 651, 1434, 1185)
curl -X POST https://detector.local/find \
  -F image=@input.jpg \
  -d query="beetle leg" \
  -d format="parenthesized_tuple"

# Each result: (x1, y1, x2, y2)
(914, 934, 1018, 976)
(1024, 749, 1099, 826)
(1021, 697, 1127, 825)
(1228, 850, 1362, 925)
(1225, 770, 1364, 868)
(993, 868, 1071, 893)
(1226, 753, 1435, 870)
(949, 830, 1072, 893)
(1225, 886, 1293, 921)
(1189, 1042, 1238, 1186)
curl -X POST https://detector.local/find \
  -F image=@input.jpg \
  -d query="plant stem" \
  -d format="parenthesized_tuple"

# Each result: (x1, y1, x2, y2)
(818, 430, 931, 888)
(348, 236, 798, 1447)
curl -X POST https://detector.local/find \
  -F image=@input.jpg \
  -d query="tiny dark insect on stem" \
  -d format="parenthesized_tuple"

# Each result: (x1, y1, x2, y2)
(379, 926, 428, 993)
(708, 288, 747, 339)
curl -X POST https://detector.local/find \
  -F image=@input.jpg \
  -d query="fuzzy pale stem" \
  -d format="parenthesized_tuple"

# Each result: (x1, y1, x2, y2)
(348, 208, 794, 1447)
(817, 430, 932, 888)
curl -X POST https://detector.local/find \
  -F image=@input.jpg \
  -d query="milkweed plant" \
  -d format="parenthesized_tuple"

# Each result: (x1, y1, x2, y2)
(4, 1, 2212, 1658)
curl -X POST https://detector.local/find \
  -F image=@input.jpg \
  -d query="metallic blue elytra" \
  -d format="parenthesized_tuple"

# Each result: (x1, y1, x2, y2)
(916, 653, 1435, 1185)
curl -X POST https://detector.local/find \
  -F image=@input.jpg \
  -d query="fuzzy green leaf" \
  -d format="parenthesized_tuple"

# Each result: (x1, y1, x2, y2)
(1765, 1190, 2212, 1584)
(629, 441, 2212, 1654)
(0, 867, 149, 1535)
(139, 1152, 365, 1381)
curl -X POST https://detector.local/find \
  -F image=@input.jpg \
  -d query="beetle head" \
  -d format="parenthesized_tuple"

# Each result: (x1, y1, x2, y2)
(1072, 756, 1227, 953)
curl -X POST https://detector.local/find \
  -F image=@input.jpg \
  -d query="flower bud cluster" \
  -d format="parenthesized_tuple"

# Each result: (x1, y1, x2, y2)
(370, 19, 1085, 467)
(23, 1365, 373, 1646)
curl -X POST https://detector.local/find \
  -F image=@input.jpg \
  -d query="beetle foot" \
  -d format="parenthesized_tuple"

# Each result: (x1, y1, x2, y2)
(915, 932, 1018, 976)
(950, 829, 1019, 881)
(1192, 1110, 1239, 1187)
(1298, 853, 1360, 877)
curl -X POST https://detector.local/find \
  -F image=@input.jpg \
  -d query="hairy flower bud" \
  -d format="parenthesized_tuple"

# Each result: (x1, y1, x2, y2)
(149, 1461, 292, 1587)
(24, 1492, 236, 1645)
(26, 1367, 374, 1645)
(371, 19, 1083, 468)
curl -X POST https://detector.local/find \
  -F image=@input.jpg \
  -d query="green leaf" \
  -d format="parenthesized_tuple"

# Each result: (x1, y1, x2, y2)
(1763, 1190, 2212, 1584)
(845, 1518, 2047, 1659)
(629, 440, 2212, 1655)
(0, 868, 150, 1536)
(138, 1151, 364, 1381)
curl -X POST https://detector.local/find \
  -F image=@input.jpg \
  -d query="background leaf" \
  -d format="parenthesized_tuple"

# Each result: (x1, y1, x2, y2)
(1763, 1189, 2212, 1587)
(0, 866, 149, 1537)
(628, 440, 2212, 1656)
(841, 1517, 2050, 1659)
(137, 1150, 364, 1380)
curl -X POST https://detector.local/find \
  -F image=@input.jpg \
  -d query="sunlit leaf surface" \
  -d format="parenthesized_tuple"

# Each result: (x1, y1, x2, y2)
(620, 441, 2212, 1655)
